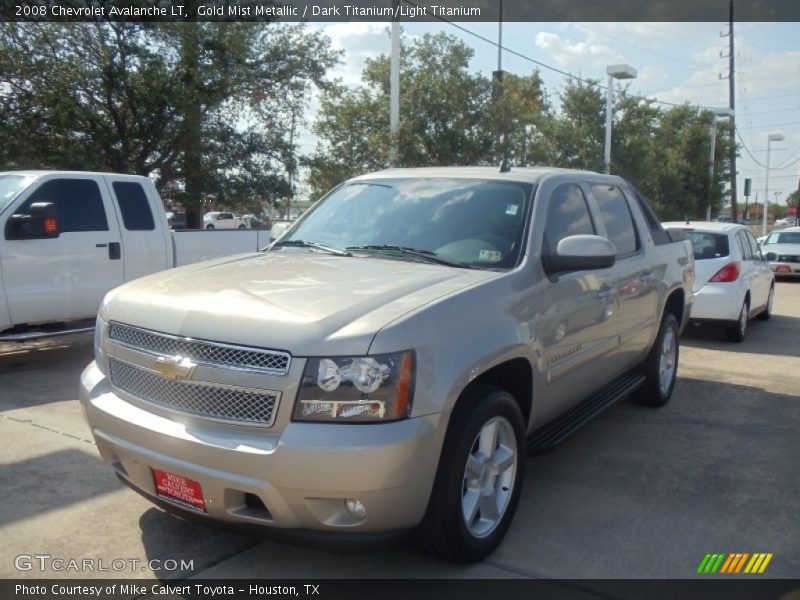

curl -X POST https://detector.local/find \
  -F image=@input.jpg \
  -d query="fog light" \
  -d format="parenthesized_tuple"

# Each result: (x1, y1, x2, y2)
(345, 498, 367, 519)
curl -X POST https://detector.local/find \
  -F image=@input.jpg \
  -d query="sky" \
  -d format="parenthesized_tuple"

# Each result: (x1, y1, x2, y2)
(297, 20, 800, 213)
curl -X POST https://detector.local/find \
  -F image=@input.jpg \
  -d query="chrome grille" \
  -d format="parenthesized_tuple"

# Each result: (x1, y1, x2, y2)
(109, 359, 279, 426)
(778, 255, 800, 263)
(108, 322, 290, 375)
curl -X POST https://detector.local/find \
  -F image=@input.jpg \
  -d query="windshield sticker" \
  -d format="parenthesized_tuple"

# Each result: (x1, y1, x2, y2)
(505, 203, 519, 216)
(478, 249, 502, 262)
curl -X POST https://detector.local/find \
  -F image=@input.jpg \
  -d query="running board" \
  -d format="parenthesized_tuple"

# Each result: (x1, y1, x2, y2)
(527, 370, 645, 455)
(0, 319, 95, 342)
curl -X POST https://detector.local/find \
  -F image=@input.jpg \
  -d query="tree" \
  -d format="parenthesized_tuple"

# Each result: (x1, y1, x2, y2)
(0, 21, 339, 226)
(305, 32, 497, 199)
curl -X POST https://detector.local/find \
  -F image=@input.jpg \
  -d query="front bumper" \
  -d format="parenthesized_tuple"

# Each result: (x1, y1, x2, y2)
(80, 361, 442, 534)
(689, 283, 742, 322)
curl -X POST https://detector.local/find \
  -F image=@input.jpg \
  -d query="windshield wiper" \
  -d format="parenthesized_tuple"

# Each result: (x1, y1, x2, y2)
(345, 244, 469, 268)
(270, 239, 352, 257)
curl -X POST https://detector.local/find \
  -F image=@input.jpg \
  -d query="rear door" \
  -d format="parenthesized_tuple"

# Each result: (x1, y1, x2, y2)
(2, 175, 124, 324)
(104, 176, 171, 280)
(741, 229, 772, 310)
(587, 183, 658, 366)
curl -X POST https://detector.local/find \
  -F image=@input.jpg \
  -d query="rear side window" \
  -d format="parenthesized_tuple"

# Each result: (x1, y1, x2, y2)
(113, 182, 155, 231)
(592, 185, 638, 255)
(543, 184, 595, 255)
(736, 231, 754, 260)
(19, 179, 108, 232)
(686, 232, 729, 260)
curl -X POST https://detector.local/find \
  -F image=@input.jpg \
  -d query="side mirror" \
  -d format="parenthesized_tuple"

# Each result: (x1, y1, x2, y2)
(544, 235, 616, 274)
(4, 202, 59, 240)
(269, 222, 289, 241)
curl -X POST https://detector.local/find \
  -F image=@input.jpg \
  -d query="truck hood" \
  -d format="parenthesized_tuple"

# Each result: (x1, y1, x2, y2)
(101, 251, 500, 356)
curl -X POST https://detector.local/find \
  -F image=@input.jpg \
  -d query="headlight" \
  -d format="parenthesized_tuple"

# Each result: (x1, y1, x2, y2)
(293, 352, 415, 423)
(94, 316, 108, 374)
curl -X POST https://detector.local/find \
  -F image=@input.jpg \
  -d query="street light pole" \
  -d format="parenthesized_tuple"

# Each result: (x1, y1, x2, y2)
(389, 10, 400, 167)
(764, 132, 785, 237)
(706, 108, 733, 221)
(603, 64, 637, 175)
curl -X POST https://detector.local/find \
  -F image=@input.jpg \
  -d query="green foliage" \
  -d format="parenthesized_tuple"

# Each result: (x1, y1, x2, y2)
(0, 21, 338, 225)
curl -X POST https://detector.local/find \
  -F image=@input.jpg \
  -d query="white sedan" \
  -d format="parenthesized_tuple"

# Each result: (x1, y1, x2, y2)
(664, 221, 775, 342)
(761, 227, 800, 277)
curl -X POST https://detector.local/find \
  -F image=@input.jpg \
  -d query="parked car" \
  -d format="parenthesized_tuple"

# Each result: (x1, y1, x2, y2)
(165, 211, 186, 230)
(774, 217, 797, 227)
(203, 211, 247, 229)
(761, 227, 800, 277)
(82, 166, 694, 563)
(663, 221, 775, 342)
(240, 214, 264, 229)
(716, 215, 732, 223)
(0, 171, 272, 341)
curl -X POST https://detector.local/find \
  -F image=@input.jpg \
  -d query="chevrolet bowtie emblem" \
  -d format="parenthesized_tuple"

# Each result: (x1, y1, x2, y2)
(153, 356, 197, 381)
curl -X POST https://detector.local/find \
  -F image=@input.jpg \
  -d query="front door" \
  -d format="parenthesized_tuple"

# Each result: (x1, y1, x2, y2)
(537, 182, 619, 420)
(2, 176, 124, 325)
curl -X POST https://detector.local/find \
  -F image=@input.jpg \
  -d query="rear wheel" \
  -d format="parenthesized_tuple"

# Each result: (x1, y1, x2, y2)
(238, 224, 247, 229)
(756, 285, 774, 321)
(419, 386, 525, 563)
(726, 299, 749, 342)
(633, 312, 679, 407)
(206, 224, 215, 230)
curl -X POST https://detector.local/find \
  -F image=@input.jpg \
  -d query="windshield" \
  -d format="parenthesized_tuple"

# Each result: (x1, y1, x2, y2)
(686, 232, 730, 260)
(278, 178, 534, 269)
(765, 231, 800, 245)
(0, 175, 36, 214)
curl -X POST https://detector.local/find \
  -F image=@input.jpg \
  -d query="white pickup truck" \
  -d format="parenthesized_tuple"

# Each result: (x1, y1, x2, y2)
(0, 171, 272, 341)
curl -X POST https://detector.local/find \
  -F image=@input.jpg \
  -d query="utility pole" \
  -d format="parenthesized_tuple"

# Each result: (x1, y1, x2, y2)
(286, 109, 296, 220)
(728, 0, 738, 223)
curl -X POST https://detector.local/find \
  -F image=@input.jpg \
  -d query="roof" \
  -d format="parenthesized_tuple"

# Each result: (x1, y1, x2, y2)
(0, 170, 148, 179)
(350, 166, 613, 185)
(662, 221, 747, 233)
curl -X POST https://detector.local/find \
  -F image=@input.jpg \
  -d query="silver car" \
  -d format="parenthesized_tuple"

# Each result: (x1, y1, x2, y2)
(81, 167, 694, 562)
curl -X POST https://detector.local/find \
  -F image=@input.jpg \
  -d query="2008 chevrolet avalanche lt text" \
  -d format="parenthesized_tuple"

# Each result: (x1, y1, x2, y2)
(80, 167, 695, 562)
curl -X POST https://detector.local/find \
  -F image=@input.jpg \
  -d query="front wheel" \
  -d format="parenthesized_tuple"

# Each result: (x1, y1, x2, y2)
(205, 224, 215, 230)
(419, 387, 525, 563)
(238, 224, 247, 229)
(633, 312, 679, 407)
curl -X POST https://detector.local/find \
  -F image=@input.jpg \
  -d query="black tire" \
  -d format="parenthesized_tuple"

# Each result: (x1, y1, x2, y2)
(756, 285, 774, 321)
(633, 312, 679, 407)
(206, 224, 215, 230)
(238, 224, 247, 229)
(726, 299, 749, 342)
(419, 386, 525, 563)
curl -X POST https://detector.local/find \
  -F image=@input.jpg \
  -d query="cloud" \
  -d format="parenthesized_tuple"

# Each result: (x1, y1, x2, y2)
(534, 31, 627, 71)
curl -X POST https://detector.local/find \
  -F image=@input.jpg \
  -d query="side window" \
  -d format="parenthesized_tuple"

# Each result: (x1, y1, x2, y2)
(591, 185, 639, 255)
(744, 230, 760, 259)
(543, 184, 595, 256)
(112, 182, 155, 231)
(736, 231, 753, 260)
(17, 179, 108, 232)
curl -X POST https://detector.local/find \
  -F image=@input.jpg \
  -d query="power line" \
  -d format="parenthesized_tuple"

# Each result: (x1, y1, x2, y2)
(401, 0, 702, 109)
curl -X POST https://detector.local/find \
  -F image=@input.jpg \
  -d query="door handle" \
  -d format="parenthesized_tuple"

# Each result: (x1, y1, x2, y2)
(639, 271, 656, 284)
(596, 285, 616, 299)
(108, 242, 121, 260)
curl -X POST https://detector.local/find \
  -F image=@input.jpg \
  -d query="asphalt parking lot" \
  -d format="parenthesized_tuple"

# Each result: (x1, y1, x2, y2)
(1, 282, 798, 584)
